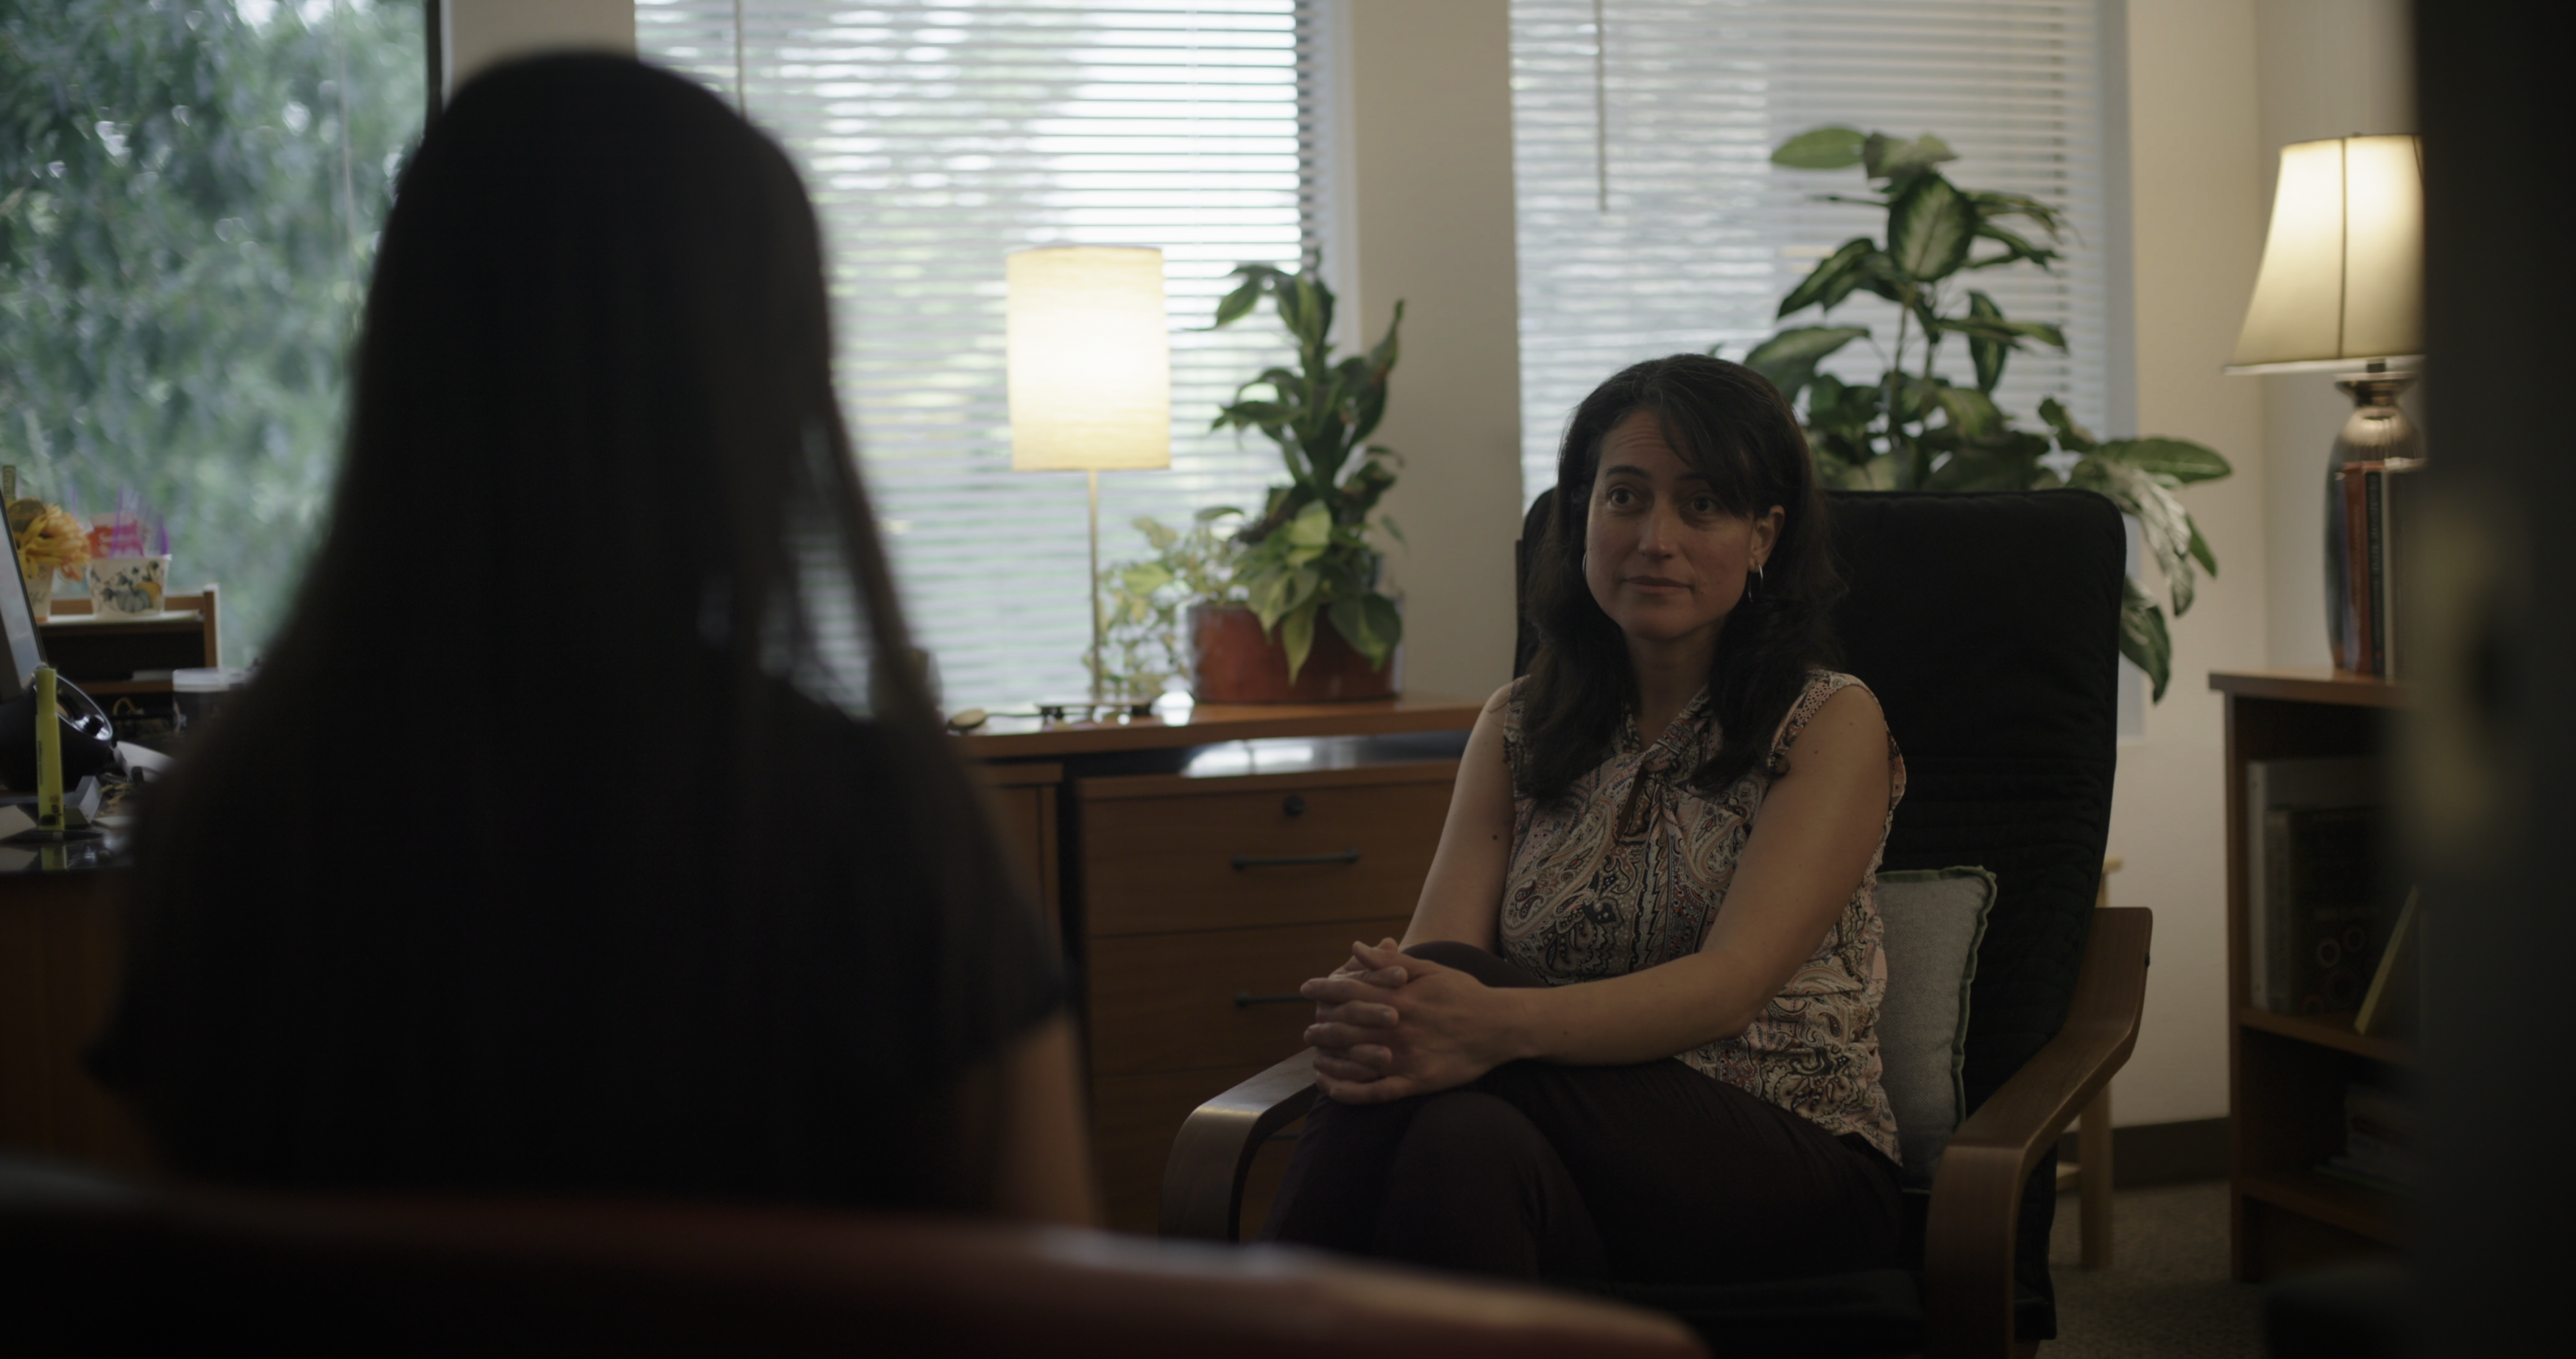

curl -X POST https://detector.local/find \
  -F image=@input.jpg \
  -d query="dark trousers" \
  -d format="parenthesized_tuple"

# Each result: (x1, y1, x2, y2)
(1260, 942, 1903, 1284)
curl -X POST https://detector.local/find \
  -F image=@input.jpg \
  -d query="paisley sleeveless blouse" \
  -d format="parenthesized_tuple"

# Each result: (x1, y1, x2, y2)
(1498, 670, 1903, 1160)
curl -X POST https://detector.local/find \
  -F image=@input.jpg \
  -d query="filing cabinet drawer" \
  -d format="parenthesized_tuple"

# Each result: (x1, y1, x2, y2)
(1079, 765, 1454, 936)
(1086, 917, 1412, 1077)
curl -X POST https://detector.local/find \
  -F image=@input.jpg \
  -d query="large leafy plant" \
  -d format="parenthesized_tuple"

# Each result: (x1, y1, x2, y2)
(1742, 126, 2232, 699)
(1115, 261, 1406, 689)
(1093, 261, 1406, 693)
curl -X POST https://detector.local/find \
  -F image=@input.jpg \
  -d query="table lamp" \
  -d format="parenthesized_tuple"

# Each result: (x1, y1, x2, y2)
(1007, 245, 1172, 706)
(2224, 134, 2424, 670)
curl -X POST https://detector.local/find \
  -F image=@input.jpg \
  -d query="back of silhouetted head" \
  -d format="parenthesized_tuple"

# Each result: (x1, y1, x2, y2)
(104, 57, 1032, 1204)
(1518, 354, 1841, 800)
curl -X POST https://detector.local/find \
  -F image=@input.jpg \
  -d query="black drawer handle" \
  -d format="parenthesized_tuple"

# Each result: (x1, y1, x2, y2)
(1231, 849, 1362, 870)
(1233, 992, 1307, 1008)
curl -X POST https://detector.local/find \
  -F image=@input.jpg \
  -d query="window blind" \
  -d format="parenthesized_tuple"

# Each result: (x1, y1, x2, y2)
(635, 0, 1311, 709)
(1510, 0, 2112, 504)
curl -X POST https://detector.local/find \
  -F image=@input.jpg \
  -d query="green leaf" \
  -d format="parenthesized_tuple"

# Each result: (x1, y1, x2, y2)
(1965, 291, 2007, 393)
(1362, 593, 1403, 658)
(1744, 325, 1870, 402)
(1772, 125, 1869, 169)
(2094, 437, 2234, 484)
(1885, 174, 1975, 283)
(1933, 385, 2003, 439)
(1286, 499, 1333, 548)
(2072, 458, 2198, 615)
(1965, 219, 2062, 272)
(1210, 399, 1294, 435)
(1280, 601, 1318, 682)
(1967, 190, 2067, 239)
(1776, 236, 1883, 318)
(1192, 504, 1245, 523)
(2037, 397, 2098, 453)
(1368, 300, 1405, 378)
(1209, 272, 1263, 328)
(1327, 595, 1376, 661)
(1378, 514, 1407, 549)
(2187, 518, 2219, 576)
(1119, 562, 1175, 596)
(1862, 132, 1958, 183)
(2119, 576, 2173, 702)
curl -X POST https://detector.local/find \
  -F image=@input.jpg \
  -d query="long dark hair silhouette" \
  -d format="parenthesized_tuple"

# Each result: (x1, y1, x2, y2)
(95, 57, 1055, 1208)
(1516, 354, 1843, 802)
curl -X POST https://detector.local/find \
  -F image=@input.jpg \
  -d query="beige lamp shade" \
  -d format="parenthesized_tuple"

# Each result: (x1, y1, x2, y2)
(2227, 135, 2424, 371)
(1006, 246, 1172, 470)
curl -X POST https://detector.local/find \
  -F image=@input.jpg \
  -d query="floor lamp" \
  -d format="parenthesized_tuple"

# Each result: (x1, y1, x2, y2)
(2225, 135, 2424, 671)
(1007, 246, 1172, 707)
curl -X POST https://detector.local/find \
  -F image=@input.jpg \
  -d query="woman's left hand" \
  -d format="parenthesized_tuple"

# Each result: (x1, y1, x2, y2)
(1300, 941, 1523, 1104)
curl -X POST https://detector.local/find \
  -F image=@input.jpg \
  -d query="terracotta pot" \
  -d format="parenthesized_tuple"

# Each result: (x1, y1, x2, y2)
(1189, 602, 1399, 703)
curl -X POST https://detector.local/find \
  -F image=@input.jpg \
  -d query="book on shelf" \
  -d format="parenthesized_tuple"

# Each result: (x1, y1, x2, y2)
(2355, 886, 2420, 1039)
(2319, 1081, 2418, 1193)
(2336, 457, 2424, 678)
(2245, 758, 2388, 1014)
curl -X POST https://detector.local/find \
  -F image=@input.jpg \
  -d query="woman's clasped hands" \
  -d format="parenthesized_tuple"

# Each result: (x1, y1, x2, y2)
(1299, 939, 1523, 1104)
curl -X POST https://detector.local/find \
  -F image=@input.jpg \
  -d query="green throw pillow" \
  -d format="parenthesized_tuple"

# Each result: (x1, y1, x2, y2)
(1876, 866, 1998, 1190)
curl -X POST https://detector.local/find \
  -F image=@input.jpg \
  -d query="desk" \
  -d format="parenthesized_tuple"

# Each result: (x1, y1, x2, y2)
(963, 696, 1485, 1234)
(0, 844, 149, 1173)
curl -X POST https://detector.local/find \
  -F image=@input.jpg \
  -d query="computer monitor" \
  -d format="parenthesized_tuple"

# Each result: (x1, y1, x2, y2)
(1, 562, 48, 705)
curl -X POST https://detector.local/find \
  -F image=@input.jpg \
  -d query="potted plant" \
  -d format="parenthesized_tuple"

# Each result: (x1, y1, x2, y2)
(1097, 260, 1408, 703)
(1744, 126, 2234, 699)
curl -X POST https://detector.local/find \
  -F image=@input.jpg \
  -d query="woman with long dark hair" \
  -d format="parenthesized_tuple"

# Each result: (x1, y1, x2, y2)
(92, 56, 1092, 1221)
(1264, 354, 1901, 1282)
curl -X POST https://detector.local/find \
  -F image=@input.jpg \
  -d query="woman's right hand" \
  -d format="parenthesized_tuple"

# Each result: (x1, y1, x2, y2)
(1303, 938, 1406, 1088)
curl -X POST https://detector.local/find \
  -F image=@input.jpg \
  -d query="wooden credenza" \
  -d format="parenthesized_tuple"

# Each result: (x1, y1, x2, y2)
(962, 696, 1480, 1234)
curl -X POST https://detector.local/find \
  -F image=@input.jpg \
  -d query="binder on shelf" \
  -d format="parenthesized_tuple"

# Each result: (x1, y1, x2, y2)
(2245, 757, 2382, 1013)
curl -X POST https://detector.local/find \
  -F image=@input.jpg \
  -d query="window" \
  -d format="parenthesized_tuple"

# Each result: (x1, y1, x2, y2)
(1, 0, 426, 661)
(636, 0, 1317, 710)
(1510, 0, 2115, 504)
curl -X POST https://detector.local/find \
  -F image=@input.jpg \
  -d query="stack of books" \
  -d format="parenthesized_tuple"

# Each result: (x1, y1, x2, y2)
(2335, 456, 2425, 679)
(2319, 1082, 2418, 1194)
(2246, 757, 2399, 1015)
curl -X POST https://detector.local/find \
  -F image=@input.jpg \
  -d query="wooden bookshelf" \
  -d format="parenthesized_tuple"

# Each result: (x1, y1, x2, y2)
(2212, 669, 2412, 1281)
(2236, 1008, 2416, 1067)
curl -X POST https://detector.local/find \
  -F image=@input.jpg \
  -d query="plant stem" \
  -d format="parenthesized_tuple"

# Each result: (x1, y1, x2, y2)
(1882, 288, 1913, 468)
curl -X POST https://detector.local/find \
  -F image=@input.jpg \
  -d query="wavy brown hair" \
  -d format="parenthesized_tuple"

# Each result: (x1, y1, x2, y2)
(1517, 354, 1843, 802)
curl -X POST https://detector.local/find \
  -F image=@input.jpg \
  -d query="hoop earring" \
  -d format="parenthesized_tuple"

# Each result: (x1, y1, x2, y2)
(1747, 564, 1765, 600)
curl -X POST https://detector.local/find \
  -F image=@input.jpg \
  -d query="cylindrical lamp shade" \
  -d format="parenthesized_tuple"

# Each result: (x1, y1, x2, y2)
(1007, 247, 1172, 471)
(2228, 135, 2424, 370)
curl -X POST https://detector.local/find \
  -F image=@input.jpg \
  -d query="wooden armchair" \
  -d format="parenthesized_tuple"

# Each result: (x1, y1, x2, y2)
(1162, 491, 2151, 1359)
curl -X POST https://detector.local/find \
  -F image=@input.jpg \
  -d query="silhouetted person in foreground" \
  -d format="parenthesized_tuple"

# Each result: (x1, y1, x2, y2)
(94, 56, 1093, 1223)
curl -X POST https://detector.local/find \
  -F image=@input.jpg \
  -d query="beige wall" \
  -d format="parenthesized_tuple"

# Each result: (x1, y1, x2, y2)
(2101, 0, 2271, 1127)
(2102, 0, 2416, 1128)
(444, 0, 636, 97)
(1334, 1, 1526, 701)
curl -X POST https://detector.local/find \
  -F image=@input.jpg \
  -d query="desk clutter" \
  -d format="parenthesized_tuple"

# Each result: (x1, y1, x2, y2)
(7, 470, 175, 623)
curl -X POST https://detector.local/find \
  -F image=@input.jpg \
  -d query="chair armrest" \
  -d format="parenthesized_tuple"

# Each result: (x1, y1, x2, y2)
(1922, 906, 2152, 1359)
(1161, 1050, 1320, 1240)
